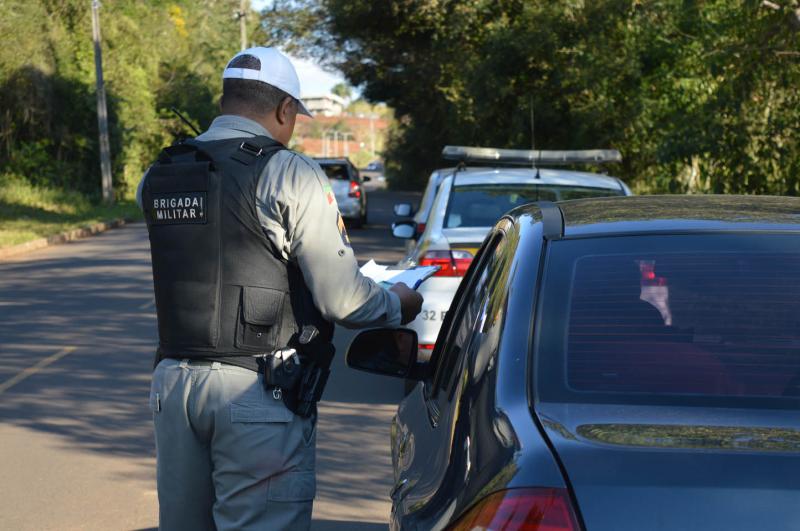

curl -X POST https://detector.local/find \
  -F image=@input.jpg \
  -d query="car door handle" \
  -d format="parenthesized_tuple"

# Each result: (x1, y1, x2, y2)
(390, 478, 409, 501)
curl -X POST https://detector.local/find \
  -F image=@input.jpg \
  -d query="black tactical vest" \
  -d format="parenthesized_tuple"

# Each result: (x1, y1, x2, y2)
(141, 136, 333, 372)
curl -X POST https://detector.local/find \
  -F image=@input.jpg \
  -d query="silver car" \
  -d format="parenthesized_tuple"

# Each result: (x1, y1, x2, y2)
(315, 157, 369, 228)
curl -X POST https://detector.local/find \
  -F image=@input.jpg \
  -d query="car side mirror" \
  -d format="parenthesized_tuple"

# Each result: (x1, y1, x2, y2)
(394, 203, 414, 217)
(346, 328, 422, 380)
(363, 175, 372, 182)
(392, 221, 416, 239)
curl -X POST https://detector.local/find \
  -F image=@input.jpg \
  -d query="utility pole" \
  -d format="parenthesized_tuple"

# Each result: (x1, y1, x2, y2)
(322, 129, 333, 157)
(341, 132, 352, 157)
(237, 0, 249, 51)
(91, 0, 113, 204)
(369, 114, 376, 158)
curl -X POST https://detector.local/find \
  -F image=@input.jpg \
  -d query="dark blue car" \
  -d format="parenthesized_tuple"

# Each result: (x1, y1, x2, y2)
(347, 195, 800, 531)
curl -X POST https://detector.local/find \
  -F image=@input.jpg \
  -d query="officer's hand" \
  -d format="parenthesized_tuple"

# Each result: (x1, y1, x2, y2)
(390, 282, 424, 325)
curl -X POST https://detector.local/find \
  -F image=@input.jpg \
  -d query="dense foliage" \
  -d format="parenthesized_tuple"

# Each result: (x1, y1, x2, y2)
(0, 0, 244, 199)
(262, 1, 800, 193)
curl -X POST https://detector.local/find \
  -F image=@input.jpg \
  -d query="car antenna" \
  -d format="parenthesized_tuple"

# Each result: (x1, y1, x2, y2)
(170, 106, 201, 136)
(530, 97, 541, 179)
(450, 161, 466, 181)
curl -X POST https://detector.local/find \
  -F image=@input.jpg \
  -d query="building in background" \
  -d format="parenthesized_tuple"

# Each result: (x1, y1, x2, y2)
(300, 94, 347, 117)
(291, 100, 392, 168)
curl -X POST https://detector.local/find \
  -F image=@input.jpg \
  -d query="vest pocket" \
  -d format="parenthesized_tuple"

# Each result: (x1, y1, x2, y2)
(236, 286, 285, 351)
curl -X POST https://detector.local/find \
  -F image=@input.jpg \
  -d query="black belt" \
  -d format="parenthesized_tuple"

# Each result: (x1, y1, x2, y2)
(181, 358, 216, 366)
(161, 354, 261, 373)
(171, 356, 283, 381)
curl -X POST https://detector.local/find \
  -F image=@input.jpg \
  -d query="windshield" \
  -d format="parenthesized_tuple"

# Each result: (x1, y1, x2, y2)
(445, 184, 621, 228)
(536, 234, 800, 409)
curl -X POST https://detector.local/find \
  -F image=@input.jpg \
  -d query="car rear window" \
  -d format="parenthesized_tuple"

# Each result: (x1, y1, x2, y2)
(318, 163, 351, 180)
(536, 234, 800, 409)
(445, 185, 621, 228)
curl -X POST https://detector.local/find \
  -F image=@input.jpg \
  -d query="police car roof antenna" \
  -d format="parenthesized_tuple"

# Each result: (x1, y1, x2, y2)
(170, 106, 201, 136)
(451, 160, 466, 180)
(530, 97, 541, 179)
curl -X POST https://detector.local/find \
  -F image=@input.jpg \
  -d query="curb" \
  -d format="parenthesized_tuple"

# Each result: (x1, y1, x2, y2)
(0, 218, 134, 261)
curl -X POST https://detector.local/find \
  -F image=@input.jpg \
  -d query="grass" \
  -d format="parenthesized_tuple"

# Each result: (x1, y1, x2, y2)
(0, 174, 143, 248)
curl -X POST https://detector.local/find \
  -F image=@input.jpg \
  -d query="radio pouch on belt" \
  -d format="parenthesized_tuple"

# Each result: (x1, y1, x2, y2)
(262, 348, 302, 399)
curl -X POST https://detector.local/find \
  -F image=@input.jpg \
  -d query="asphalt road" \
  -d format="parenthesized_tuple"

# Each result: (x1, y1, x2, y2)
(0, 189, 420, 531)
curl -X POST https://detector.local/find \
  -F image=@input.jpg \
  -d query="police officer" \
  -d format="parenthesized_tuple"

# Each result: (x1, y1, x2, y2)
(136, 47, 423, 531)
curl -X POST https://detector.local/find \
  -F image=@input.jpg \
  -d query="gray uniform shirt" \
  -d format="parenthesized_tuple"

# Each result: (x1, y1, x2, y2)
(137, 115, 401, 328)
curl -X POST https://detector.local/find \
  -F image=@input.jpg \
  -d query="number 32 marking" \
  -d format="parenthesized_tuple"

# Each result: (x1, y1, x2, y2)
(421, 310, 447, 321)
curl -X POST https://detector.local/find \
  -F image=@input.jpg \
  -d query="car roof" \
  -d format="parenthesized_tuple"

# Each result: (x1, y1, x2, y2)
(443, 167, 625, 191)
(313, 158, 353, 166)
(515, 195, 800, 238)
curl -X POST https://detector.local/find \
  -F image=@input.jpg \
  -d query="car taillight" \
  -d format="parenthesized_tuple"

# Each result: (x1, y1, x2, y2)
(419, 250, 473, 277)
(451, 250, 473, 276)
(415, 222, 426, 238)
(418, 343, 435, 352)
(348, 181, 361, 198)
(449, 488, 581, 531)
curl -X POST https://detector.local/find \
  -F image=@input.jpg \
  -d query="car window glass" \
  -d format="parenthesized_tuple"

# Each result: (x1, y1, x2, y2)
(557, 186, 625, 200)
(418, 177, 452, 244)
(417, 173, 440, 221)
(417, 172, 444, 223)
(319, 164, 350, 180)
(431, 233, 505, 398)
(444, 185, 622, 228)
(536, 234, 800, 409)
(463, 235, 514, 390)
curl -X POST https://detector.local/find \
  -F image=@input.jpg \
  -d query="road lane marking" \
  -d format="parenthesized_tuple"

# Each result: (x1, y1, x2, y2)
(0, 346, 77, 395)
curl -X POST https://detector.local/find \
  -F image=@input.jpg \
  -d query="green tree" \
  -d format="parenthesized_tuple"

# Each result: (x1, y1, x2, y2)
(1, 0, 247, 199)
(331, 82, 351, 100)
(262, 0, 800, 193)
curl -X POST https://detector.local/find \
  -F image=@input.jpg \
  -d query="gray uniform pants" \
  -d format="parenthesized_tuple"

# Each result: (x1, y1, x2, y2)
(150, 358, 316, 531)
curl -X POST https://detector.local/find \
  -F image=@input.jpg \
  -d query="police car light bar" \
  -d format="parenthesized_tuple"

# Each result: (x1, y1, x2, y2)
(441, 145, 622, 166)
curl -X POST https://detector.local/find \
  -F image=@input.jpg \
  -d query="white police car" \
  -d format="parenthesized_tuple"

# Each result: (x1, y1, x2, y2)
(393, 146, 632, 367)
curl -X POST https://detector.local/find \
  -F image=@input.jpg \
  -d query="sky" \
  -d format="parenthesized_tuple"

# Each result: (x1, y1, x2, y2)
(250, 0, 346, 97)
(292, 56, 349, 98)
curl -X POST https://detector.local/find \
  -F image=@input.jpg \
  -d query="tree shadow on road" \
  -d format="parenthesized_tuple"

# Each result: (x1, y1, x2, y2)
(0, 226, 158, 464)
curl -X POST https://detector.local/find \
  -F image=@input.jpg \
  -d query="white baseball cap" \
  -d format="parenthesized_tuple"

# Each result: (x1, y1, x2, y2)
(223, 47, 313, 117)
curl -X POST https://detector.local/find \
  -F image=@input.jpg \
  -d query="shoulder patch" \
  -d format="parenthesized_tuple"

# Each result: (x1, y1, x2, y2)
(323, 182, 336, 206)
(337, 212, 351, 247)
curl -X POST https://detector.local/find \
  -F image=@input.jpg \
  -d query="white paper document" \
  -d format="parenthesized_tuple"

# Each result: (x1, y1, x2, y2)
(359, 260, 440, 290)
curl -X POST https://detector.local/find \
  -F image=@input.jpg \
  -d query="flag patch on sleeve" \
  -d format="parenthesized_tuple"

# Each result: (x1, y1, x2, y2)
(323, 183, 336, 205)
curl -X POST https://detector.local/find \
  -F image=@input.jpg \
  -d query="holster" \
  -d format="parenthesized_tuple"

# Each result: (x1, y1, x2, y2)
(261, 339, 335, 418)
(293, 340, 335, 418)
